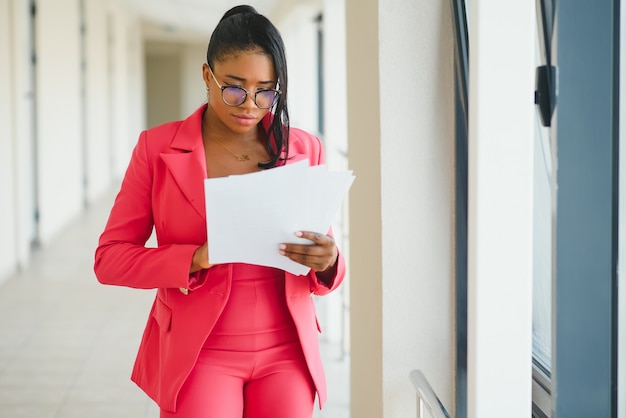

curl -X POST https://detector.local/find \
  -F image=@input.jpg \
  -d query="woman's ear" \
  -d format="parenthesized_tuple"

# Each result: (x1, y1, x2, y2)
(202, 63, 211, 89)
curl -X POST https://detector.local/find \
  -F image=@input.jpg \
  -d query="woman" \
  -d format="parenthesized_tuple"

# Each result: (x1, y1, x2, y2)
(94, 5, 345, 418)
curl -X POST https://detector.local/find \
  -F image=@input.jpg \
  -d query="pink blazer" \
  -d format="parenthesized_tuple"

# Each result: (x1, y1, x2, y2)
(94, 104, 345, 412)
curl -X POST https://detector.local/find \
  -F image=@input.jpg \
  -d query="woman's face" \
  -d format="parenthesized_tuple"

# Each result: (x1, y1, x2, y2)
(203, 51, 277, 136)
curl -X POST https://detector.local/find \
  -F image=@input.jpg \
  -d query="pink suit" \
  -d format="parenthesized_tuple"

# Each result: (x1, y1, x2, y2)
(94, 104, 346, 413)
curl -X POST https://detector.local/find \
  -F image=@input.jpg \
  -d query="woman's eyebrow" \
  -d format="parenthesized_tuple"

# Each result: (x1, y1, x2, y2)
(223, 74, 276, 85)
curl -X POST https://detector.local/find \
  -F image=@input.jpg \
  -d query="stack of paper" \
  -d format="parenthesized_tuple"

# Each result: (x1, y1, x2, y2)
(204, 160, 355, 275)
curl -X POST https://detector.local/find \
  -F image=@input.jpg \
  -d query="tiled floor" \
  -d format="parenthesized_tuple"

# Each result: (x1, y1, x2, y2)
(0, 189, 349, 418)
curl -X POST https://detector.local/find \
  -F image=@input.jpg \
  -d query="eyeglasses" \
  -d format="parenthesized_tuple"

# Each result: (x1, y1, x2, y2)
(208, 67, 281, 109)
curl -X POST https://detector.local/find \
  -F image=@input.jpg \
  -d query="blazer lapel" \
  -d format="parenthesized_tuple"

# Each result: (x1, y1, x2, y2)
(160, 105, 207, 219)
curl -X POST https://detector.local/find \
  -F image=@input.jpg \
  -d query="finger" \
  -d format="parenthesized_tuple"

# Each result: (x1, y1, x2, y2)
(279, 242, 337, 271)
(280, 242, 321, 257)
(285, 252, 327, 271)
(295, 231, 334, 245)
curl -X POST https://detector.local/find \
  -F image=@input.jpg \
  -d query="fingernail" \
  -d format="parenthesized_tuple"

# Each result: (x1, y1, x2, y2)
(279, 244, 286, 250)
(295, 231, 303, 237)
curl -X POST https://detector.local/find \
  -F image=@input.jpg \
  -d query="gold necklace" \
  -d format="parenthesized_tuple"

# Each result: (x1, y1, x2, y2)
(212, 137, 254, 162)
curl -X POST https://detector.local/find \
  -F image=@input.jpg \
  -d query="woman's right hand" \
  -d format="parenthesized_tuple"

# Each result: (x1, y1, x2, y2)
(190, 242, 213, 273)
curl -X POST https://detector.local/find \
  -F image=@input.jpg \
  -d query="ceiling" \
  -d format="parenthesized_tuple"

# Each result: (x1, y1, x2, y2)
(120, 0, 284, 43)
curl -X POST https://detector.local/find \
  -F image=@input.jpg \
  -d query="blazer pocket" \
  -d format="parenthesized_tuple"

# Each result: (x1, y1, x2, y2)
(152, 298, 172, 333)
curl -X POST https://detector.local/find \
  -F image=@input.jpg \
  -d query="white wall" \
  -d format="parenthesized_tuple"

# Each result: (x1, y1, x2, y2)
(109, 2, 144, 179)
(378, 1, 455, 416)
(146, 51, 182, 128)
(0, 0, 17, 282)
(467, 1, 534, 417)
(8, 0, 36, 274)
(35, 0, 84, 244)
(320, 0, 349, 349)
(34, 0, 145, 242)
(321, 0, 348, 169)
(0, 0, 145, 283)
(346, 0, 455, 416)
(84, 0, 113, 204)
(144, 41, 207, 127)
(127, 19, 146, 145)
(84, 0, 145, 203)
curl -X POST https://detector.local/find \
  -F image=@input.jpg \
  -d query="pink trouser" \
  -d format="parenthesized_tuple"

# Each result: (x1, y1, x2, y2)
(160, 264, 315, 418)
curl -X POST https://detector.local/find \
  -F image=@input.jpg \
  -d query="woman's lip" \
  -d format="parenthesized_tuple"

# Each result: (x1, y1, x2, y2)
(233, 114, 257, 125)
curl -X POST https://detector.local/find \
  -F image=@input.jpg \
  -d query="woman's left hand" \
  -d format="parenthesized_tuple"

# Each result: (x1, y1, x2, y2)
(279, 231, 338, 272)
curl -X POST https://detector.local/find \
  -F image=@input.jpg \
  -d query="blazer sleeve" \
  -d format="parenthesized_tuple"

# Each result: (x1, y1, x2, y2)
(94, 131, 202, 290)
(309, 247, 346, 296)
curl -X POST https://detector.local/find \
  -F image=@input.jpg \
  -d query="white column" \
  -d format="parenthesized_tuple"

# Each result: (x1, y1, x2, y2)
(84, 0, 113, 204)
(320, 0, 349, 349)
(345, 0, 383, 415)
(467, 1, 535, 417)
(11, 0, 36, 268)
(108, 3, 144, 179)
(379, 1, 455, 416)
(0, 0, 17, 282)
(346, 0, 456, 416)
(36, 0, 83, 243)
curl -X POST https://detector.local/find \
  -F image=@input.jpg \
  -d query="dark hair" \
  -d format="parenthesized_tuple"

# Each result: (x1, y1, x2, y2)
(206, 5, 289, 169)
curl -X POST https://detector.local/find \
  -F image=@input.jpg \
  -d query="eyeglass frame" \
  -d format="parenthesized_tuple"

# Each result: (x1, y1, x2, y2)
(208, 67, 281, 109)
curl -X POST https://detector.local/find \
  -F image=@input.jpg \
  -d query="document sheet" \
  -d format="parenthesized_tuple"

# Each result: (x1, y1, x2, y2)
(204, 160, 355, 275)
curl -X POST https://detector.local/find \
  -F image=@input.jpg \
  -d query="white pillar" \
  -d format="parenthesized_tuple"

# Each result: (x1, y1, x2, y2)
(320, 0, 348, 350)
(36, 0, 84, 243)
(467, 1, 535, 417)
(0, 0, 18, 282)
(84, 0, 113, 204)
(346, 0, 455, 416)
(345, 0, 383, 415)
(108, 2, 144, 179)
(10, 0, 36, 268)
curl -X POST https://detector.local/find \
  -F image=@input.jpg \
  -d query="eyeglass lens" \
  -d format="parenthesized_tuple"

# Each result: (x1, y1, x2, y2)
(222, 86, 278, 109)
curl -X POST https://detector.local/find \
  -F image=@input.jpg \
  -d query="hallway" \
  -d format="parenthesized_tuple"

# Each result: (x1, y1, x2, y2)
(0, 189, 349, 418)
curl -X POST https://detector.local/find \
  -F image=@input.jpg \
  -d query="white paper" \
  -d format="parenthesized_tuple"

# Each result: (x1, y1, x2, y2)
(204, 160, 355, 275)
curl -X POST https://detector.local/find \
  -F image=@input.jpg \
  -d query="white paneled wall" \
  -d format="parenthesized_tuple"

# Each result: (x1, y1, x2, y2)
(108, 2, 144, 179)
(84, 0, 113, 203)
(35, 0, 84, 244)
(10, 0, 35, 274)
(0, 0, 145, 283)
(0, 0, 35, 286)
